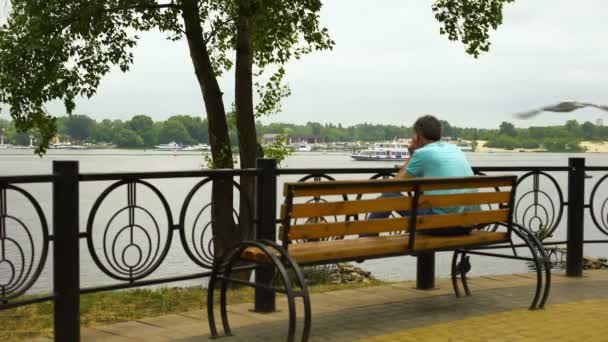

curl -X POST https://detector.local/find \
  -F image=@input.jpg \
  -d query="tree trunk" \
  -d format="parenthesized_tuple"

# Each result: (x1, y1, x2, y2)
(235, 0, 262, 241)
(181, 0, 237, 258)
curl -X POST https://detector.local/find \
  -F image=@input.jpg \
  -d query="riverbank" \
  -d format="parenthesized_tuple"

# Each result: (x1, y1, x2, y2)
(3, 142, 608, 155)
(475, 140, 545, 153)
(580, 141, 608, 153)
(475, 140, 608, 153)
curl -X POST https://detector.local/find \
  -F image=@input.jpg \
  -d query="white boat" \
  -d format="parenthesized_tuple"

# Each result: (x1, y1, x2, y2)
(182, 144, 211, 151)
(155, 142, 182, 151)
(351, 140, 409, 162)
(458, 144, 474, 152)
(295, 142, 313, 152)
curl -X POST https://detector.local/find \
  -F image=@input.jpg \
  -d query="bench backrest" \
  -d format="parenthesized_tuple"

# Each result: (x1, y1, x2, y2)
(280, 175, 517, 250)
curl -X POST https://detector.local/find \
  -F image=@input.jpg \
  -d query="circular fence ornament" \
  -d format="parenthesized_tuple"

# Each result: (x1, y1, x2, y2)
(293, 174, 347, 241)
(513, 171, 564, 240)
(86, 180, 173, 282)
(589, 174, 608, 235)
(179, 178, 242, 269)
(0, 184, 49, 302)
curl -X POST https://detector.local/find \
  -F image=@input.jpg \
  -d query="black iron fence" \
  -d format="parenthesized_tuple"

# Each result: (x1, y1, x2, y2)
(0, 157, 607, 341)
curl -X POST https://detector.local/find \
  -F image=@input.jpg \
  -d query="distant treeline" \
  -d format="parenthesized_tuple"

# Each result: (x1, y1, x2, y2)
(0, 115, 604, 151)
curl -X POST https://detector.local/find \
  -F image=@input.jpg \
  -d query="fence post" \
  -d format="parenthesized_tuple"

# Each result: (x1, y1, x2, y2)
(254, 158, 277, 312)
(567, 157, 585, 277)
(416, 253, 435, 289)
(53, 161, 80, 341)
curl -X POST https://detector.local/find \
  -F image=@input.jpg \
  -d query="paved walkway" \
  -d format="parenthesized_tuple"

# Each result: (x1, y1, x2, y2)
(37, 270, 608, 341)
(365, 298, 608, 342)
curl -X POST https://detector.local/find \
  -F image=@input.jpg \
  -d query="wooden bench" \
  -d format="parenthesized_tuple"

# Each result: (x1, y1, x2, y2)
(207, 175, 551, 342)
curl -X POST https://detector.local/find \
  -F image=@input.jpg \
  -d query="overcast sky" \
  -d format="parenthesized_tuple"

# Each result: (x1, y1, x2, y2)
(6, 1, 608, 128)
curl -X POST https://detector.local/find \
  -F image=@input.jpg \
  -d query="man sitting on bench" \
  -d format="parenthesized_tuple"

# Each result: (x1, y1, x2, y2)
(368, 115, 476, 235)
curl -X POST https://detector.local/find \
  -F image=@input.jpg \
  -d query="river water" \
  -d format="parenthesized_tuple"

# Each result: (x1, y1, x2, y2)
(1, 150, 608, 294)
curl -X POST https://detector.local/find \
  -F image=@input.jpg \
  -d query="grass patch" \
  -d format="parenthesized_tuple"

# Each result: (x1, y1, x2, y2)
(0, 278, 384, 341)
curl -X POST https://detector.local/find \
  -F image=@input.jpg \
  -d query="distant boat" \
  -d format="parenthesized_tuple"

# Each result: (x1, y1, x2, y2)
(458, 143, 474, 152)
(50, 141, 87, 149)
(67, 145, 87, 150)
(351, 140, 409, 162)
(155, 142, 182, 151)
(182, 144, 211, 151)
(13, 145, 33, 150)
(295, 142, 313, 152)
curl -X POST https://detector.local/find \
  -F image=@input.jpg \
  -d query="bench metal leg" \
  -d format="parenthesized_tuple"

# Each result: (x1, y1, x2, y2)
(451, 251, 471, 298)
(513, 223, 552, 309)
(258, 239, 312, 342)
(451, 252, 462, 298)
(207, 240, 311, 342)
(451, 225, 552, 310)
(208, 245, 245, 338)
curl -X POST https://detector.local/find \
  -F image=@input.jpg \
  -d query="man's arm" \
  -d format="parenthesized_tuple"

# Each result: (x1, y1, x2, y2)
(396, 137, 422, 179)
(396, 159, 412, 179)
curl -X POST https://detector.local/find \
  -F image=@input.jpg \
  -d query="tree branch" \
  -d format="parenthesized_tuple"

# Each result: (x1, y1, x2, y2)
(104, 1, 179, 14)
(204, 17, 235, 44)
(54, 1, 179, 37)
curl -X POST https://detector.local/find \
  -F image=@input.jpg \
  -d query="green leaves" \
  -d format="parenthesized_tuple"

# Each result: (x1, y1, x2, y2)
(0, 0, 178, 154)
(432, 0, 515, 58)
(262, 134, 291, 165)
(248, 0, 333, 117)
(252, 0, 334, 67)
(254, 66, 290, 117)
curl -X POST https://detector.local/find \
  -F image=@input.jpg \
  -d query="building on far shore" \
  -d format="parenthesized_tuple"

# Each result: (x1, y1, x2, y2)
(597, 118, 604, 127)
(261, 134, 283, 145)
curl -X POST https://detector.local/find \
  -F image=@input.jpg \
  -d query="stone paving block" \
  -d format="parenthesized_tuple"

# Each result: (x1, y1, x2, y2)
(175, 309, 206, 321)
(81, 327, 134, 341)
(386, 283, 451, 298)
(138, 314, 199, 329)
(93, 321, 174, 340)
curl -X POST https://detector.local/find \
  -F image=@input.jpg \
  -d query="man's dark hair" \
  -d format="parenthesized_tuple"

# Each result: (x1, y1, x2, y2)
(413, 115, 442, 141)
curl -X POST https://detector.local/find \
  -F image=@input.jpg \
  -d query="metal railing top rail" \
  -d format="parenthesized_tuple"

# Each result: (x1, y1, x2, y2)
(276, 167, 397, 175)
(581, 166, 608, 171)
(473, 166, 571, 172)
(276, 165, 573, 175)
(0, 174, 58, 184)
(79, 168, 261, 181)
(0, 166, 581, 184)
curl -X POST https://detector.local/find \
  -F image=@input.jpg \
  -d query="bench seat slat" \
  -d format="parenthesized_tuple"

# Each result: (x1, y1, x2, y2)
(242, 231, 509, 264)
(418, 191, 511, 209)
(287, 191, 511, 220)
(289, 217, 408, 240)
(289, 197, 413, 218)
(288, 209, 509, 240)
(289, 184, 415, 197)
(419, 179, 512, 191)
(284, 176, 515, 197)
(416, 209, 509, 231)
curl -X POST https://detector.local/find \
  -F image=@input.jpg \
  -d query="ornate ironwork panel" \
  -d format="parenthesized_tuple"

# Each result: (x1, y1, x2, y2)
(589, 173, 608, 235)
(0, 184, 49, 303)
(513, 171, 564, 239)
(86, 180, 174, 282)
(179, 178, 241, 269)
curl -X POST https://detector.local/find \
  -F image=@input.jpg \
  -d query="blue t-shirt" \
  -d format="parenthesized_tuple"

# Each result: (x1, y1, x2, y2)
(406, 142, 475, 214)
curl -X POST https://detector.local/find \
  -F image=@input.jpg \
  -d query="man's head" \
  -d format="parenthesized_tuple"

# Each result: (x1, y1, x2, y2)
(413, 115, 442, 144)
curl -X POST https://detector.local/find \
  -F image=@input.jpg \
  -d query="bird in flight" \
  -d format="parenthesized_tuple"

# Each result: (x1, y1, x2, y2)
(514, 101, 608, 119)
